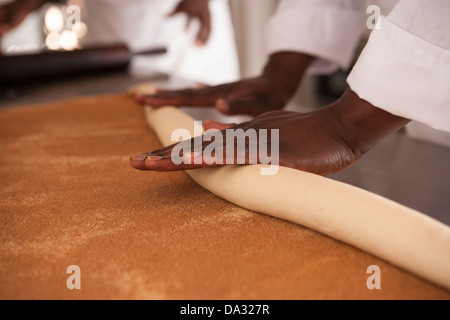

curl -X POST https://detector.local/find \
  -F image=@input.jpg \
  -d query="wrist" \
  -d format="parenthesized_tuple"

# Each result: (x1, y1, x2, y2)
(262, 52, 315, 103)
(329, 88, 411, 156)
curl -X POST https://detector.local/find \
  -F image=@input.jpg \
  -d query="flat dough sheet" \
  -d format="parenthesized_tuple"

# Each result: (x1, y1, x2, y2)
(0, 94, 449, 299)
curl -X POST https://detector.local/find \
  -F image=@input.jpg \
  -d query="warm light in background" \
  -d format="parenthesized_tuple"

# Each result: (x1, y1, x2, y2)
(45, 32, 61, 50)
(2, 0, 86, 54)
(59, 30, 78, 51)
(71, 21, 88, 39)
(44, 2, 87, 51)
(44, 6, 64, 33)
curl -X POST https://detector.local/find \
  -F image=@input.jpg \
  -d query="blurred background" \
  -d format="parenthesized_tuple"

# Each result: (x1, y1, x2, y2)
(0, 0, 338, 110)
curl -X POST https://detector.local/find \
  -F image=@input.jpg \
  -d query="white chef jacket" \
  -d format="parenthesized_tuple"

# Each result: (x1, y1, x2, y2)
(82, 0, 239, 85)
(266, 0, 450, 132)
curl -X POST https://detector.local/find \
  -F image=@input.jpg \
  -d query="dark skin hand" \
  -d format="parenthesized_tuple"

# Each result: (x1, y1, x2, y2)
(130, 88, 411, 176)
(0, 0, 50, 36)
(135, 52, 316, 116)
(168, 0, 211, 46)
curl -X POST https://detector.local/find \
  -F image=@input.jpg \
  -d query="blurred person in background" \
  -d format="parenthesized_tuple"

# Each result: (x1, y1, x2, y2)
(0, 0, 239, 84)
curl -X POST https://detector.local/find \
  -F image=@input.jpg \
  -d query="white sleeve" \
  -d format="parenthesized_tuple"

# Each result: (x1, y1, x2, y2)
(347, 0, 450, 132)
(266, 0, 365, 74)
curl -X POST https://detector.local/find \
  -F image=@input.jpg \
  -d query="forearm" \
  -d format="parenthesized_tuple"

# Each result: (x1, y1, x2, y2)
(262, 52, 316, 103)
(330, 88, 411, 156)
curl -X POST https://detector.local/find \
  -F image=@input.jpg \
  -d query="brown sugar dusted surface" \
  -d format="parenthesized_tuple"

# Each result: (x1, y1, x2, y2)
(0, 94, 449, 300)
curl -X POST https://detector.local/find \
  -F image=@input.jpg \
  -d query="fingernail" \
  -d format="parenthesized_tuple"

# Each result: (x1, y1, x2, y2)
(183, 152, 201, 159)
(130, 154, 147, 161)
(148, 156, 164, 161)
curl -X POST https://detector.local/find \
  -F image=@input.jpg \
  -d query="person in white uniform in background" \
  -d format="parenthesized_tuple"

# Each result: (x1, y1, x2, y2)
(0, 0, 239, 85)
(82, 0, 239, 85)
(131, 0, 450, 175)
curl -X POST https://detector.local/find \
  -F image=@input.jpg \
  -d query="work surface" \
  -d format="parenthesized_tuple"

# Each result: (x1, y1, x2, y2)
(2, 72, 450, 225)
(0, 94, 449, 299)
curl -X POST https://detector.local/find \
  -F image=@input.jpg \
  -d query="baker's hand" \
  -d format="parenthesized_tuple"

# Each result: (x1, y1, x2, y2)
(130, 89, 410, 176)
(135, 52, 315, 116)
(0, 0, 48, 36)
(168, 0, 211, 46)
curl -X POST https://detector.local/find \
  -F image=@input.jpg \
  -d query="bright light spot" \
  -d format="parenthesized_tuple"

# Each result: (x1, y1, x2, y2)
(71, 21, 88, 39)
(46, 32, 61, 50)
(45, 6, 64, 33)
(59, 30, 78, 51)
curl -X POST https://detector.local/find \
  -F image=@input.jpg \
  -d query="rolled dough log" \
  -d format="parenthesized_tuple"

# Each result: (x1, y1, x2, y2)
(133, 84, 450, 290)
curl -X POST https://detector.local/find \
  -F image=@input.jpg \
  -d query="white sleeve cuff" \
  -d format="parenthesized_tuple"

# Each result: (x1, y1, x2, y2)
(266, 3, 364, 74)
(347, 17, 450, 132)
